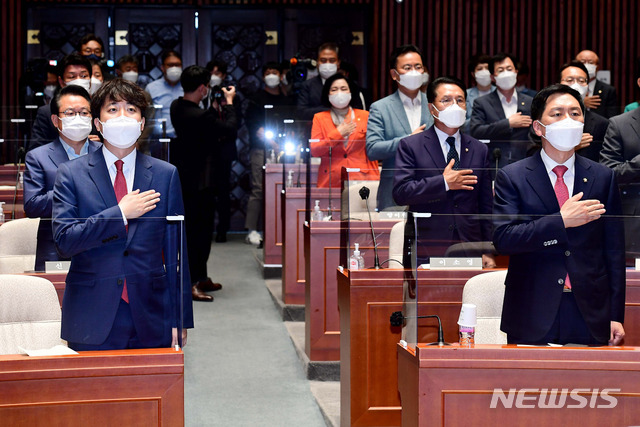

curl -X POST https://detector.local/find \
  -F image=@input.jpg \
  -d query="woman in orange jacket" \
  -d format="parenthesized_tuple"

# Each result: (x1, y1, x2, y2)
(310, 74, 380, 188)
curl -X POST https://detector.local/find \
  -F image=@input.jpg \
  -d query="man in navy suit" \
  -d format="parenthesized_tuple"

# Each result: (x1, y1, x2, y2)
(366, 44, 434, 211)
(493, 84, 625, 346)
(393, 77, 495, 267)
(52, 79, 193, 350)
(576, 49, 619, 119)
(469, 53, 533, 166)
(24, 85, 101, 271)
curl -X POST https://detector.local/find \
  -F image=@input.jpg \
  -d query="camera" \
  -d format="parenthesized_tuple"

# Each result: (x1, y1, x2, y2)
(211, 85, 225, 102)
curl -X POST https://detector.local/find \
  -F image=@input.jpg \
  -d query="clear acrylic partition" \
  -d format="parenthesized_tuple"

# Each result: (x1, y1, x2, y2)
(0, 214, 189, 355)
(339, 162, 407, 269)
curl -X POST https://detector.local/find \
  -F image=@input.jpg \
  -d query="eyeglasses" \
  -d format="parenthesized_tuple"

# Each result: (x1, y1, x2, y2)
(562, 77, 588, 85)
(439, 97, 466, 108)
(398, 64, 424, 72)
(60, 109, 91, 118)
(82, 47, 102, 56)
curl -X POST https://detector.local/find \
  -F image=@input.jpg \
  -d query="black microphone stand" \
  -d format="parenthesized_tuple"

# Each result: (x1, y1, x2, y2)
(359, 186, 380, 269)
(390, 311, 448, 346)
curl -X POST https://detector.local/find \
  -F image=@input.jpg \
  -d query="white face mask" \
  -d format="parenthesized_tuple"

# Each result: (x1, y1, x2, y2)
(264, 74, 280, 89)
(475, 69, 492, 87)
(318, 63, 338, 80)
(397, 70, 424, 91)
(537, 117, 584, 152)
(66, 78, 91, 93)
(569, 82, 589, 99)
(99, 115, 143, 149)
(59, 115, 92, 142)
(494, 70, 518, 91)
(165, 66, 182, 83)
(421, 72, 430, 86)
(89, 77, 102, 95)
(432, 103, 466, 129)
(122, 71, 139, 83)
(329, 92, 351, 109)
(44, 85, 57, 99)
(584, 63, 597, 80)
(210, 74, 223, 87)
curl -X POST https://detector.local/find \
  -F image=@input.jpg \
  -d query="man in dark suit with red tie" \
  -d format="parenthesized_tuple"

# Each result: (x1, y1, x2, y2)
(52, 79, 193, 350)
(493, 84, 625, 346)
(393, 76, 495, 267)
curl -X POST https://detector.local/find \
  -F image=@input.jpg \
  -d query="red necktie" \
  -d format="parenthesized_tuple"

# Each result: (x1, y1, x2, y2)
(552, 165, 571, 290)
(114, 160, 129, 302)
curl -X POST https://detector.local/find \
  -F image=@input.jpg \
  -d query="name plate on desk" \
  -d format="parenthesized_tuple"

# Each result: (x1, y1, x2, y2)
(430, 257, 482, 270)
(45, 261, 70, 273)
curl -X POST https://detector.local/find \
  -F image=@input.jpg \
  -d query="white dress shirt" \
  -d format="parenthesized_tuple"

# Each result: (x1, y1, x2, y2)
(434, 126, 461, 192)
(497, 89, 518, 118)
(102, 145, 137, 224)
(540, 147, 575, 197)
(398, 90, 422, 132)
(59, 138, 90, 160)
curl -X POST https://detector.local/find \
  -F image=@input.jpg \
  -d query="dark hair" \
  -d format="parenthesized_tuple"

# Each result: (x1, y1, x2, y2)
(489, 52, 519, 75)
(318, 42, 339, 57)
(181, 65, 211, 93)
(161, 50, 182, 65)
(51, 85, 91, 116)
(389, 44, 424, 70)
(116, 54, 139, 71)
(529, 84, 585, 144)
(558, 60, 589, 83)
(91, 78, 148, 119)
(338, 61, 360, 84)
(321, 74, 355, 108)
(57, 54, 92, 79)
(426, 77, 467, 103)
(262, 61, 282, 75)
(467, 53, 492, 75)
(205, 59, 228, 75)
(78, 34, 104, 52)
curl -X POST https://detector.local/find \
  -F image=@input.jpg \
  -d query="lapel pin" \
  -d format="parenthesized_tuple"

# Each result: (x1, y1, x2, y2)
(465, 148, 469, 152)
(583, 178, 588, 182)
(598, 90, 602, 94)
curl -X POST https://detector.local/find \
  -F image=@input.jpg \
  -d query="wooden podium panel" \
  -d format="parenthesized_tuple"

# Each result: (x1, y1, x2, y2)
(0, 165, 20, 185)
(338, 268, 490, 426)
(0, 348, 184, 426)
(398, 344, 640, 427)
(303, 220, 396, 361)
(263, 163, 317, 267)
(282, 187, 339, 305)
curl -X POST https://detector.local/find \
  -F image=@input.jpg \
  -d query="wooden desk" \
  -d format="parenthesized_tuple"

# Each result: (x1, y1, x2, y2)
(0, 348, 184, 426)
(282, 187, 340, 305)
(304, 220, 398, 361)
(338, 268, 640, 426)
(0, 165, 20, 186)
(398, 344, 640, 427)
(263, 163, 317, 268)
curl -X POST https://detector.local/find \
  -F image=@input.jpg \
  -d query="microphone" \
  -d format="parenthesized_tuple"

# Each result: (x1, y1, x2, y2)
(492, 147, 501, 176)
(326, 146, 333, 220)
(359, 186, 380, 269)
(12, 147, 26, 220)
(390, 311, 448, 346)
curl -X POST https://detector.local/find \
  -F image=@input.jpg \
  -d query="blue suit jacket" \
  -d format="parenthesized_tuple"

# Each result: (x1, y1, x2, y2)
(493, 152, 625, 343)
(366, 90, 434, 211)
(24, 138, 102, 271)
(393, 126, 493, 258)
(52, 148, 194, 347)
(469, 90, 533, 144)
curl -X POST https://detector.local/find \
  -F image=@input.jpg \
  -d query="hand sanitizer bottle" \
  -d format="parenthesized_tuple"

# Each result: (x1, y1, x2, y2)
(286, 170, 294, 188)
(349, 243, 365, 270)
(312, 200, 324, 221)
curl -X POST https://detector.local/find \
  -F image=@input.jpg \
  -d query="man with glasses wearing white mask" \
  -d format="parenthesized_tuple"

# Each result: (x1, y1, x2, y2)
(393, 76, 495, 268)
(366, 44, 434, 211)
(24, 85, 102, 271)
(29, 53, 95, 151)
(52, 78, 193, 351)
(575, 49, 618, 119)
(469, 52, 533, 161)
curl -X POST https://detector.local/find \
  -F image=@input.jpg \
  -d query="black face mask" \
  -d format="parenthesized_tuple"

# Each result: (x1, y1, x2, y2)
(85, 54, 101, 61)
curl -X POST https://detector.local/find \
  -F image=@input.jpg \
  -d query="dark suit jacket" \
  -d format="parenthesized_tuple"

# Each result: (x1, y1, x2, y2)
(591, 80, 619, 119)
(24, 138, 101, 271)
(393, 126, 493, 258)
(28, 104, 57, 152)
(493, 152, 625, 343)
(52, 148, 194, 347)
(600, 107, 640, 256)
(296, 75, 365, 121)
(469, 90, 533, 146)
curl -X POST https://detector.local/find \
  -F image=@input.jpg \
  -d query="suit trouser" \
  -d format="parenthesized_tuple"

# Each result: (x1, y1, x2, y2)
(244, 148, 264, 231)
(184, 187, 215, 283)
